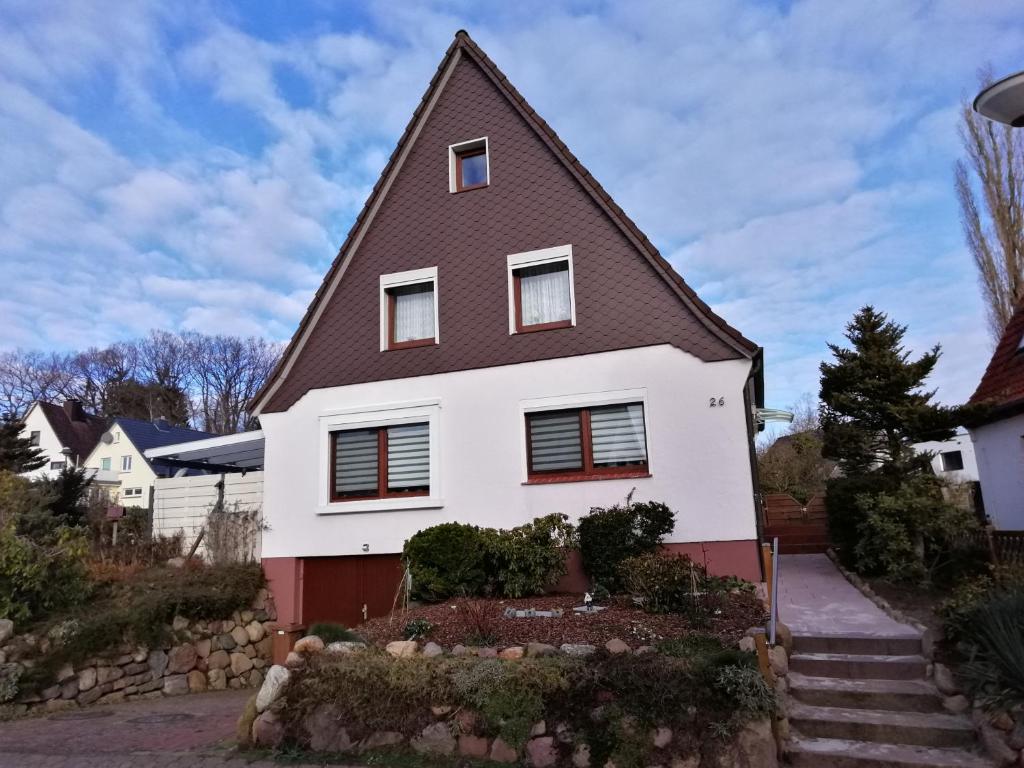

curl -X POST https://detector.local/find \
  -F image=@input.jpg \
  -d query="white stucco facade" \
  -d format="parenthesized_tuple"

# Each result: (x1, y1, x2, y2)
(82, 427, 157, 507)
(970, 414, 1024, 530)
(259, 344, 758, 559)
(18, 404, 67, 479)
(912, 432, 979, 484)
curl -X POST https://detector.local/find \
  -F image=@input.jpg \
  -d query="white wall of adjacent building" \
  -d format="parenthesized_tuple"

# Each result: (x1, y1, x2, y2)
(82, 427, 156, 507)
(258, 344, 758, 559)
(970, 414, 1024, 530)
(913, 431, 980, 484)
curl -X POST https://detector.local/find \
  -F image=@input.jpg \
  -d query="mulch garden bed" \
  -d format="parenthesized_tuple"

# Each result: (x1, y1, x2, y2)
(356, 592, 765, 648)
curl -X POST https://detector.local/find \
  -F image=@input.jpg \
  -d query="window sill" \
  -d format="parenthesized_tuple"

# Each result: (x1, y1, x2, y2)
(514, 320, 573, 335)
(317, 496, 444, 515)
(387, 338, 436, 351)
(453, 183, 488, 193)
(523, 471, 651, 486)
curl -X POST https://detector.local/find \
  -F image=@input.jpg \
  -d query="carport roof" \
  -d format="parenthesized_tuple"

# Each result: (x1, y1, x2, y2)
(144, 430, 264, 473)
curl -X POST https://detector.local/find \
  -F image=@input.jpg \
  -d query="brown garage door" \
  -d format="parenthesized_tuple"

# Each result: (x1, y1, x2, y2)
(301, 554, 405, 628)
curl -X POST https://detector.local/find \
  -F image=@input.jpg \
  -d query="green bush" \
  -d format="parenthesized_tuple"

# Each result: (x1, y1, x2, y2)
(578, 500, 674, 592)
(960, 587, 1024, 710)
(403, 523, 492, 601)
(620, 552, 702, 615)
(0, 523, 90, 623)
(0, 471, 55, 537)
(309, 622, 362, 644)
(403, 618, 433, 640)
(403, 515, 577, 601)
(486, 514, 577, 598)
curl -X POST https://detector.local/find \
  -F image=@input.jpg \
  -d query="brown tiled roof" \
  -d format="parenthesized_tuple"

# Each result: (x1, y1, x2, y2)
(36, 401, 109, 464)
(969, 302, 1024, 419)
(253, 31, 758, 414)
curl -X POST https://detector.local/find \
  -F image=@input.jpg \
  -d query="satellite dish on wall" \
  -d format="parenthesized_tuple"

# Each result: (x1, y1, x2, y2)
(100, 432, 114, 444)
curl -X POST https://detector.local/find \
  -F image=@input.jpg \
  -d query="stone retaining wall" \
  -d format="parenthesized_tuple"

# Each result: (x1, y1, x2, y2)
(248, 633, 780, 768)
(0, 588, 276, 716)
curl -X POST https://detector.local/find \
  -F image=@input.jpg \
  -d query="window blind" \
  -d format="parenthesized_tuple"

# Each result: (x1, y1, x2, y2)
(334, 428, 378, 496)
(590, 403, 647, 467)
(528, 410, 583, 472)
(387, 423, 430, 492)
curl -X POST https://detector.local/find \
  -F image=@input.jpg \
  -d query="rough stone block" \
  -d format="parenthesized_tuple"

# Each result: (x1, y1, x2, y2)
(231, 652, 254, 676)
(147, 649, 168, 678)
(231, 626, 250, 648)
(187, 670, 207, 692)
(386, 640, 418, 658)
(605, 639, 630, 655)
(207, 650, 230, 670)
(527, 736, 558, 768)
(293, 635, 324, 654)
(412, 722, 456, 755)
(490, 737, 519, 763)
(162, 674, 189, 696)
(207, 668, 227, 690)
(459, 734, 490, 758)
(499, 646, 525, 660)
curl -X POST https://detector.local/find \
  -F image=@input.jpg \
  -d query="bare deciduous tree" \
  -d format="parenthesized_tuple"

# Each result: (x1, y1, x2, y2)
(0, 350, 76, 418)
(956, 70, 1024, 341)
(188, 334, 279, 434)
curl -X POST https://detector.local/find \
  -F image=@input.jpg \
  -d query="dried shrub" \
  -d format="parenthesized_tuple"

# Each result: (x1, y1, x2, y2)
(456, 598, 502, 646)
(206, 501, 265, 565)
(620, 552, 724, 624)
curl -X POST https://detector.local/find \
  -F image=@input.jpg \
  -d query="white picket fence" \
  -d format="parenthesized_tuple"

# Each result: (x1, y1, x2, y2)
(153, 471, 264, 559)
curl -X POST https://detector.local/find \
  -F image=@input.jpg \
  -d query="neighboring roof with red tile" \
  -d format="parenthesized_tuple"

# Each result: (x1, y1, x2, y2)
(35, 401, 109, 463)
(254, 31, 758, 415)
(969, 302, 1024, 420)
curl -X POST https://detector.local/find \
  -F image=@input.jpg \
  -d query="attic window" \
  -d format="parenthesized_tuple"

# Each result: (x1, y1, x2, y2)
(380, 268, 439, 351)
(449, 137, 489, 192)
(29, 431, 40, 446)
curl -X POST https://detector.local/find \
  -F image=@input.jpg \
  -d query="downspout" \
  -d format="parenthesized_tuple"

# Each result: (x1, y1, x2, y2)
(744, 348, 767, 581)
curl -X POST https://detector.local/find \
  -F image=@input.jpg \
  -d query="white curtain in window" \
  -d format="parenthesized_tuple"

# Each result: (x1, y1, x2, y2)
(387, 422, 430, 492)
(394, 285, 435, 342)
(520, 264, 570, 326)
(590, 403, 647, 467)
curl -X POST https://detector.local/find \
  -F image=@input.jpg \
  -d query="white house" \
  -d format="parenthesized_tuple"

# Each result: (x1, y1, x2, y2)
(249, 32, 766, 632)
(18, 400, 107, 479)
(967, 303, 1024, 530)
(912, 431, 979, 485)
(81, 417, 216, 507)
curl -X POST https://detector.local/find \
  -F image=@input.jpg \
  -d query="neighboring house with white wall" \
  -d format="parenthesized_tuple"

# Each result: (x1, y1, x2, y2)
(82, 417, 216, 507)
(912, 431, 979, 484)
(249, 32, 766, 632)
(967, 303, 1024, 530)
(19, 400, 107, 479)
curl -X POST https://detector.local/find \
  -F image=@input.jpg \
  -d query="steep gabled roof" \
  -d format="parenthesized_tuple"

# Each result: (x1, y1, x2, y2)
(969, 302, 1024, 422)
(113, 417, 217, 469)
(34, 401, 108, 463)
(252, 30, 758, 415)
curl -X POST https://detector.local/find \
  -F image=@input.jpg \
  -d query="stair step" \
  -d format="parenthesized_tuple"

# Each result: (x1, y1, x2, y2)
(786, 736, 993, 767)
(794, 634, 922, 656)
(778, 542, 832, 554)
(789, 702, 976, 748)
(788, 672, 943, 712)
(790, 652, 927, 680)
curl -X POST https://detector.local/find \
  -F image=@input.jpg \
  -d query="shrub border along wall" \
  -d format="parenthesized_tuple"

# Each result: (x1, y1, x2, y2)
(0, 587, 277, 716)
(247, 633, 784, 768)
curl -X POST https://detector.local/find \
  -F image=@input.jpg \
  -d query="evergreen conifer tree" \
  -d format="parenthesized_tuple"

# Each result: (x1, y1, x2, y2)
(0, 415, 47, 473)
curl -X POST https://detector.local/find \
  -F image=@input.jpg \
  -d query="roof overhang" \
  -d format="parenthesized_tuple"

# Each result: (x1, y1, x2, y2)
(144, 430, 264, 474)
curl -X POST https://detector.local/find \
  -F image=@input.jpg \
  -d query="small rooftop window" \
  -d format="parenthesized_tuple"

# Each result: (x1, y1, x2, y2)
(449, 137, 489, 192)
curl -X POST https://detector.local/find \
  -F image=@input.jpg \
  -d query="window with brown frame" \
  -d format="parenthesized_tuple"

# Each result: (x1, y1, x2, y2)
(525, 402, 649, 482)
(454, 146, 488, 191)
(331, 423, 430, 501)
(512, 261, 572, 332)
(386, 282, 436, 350)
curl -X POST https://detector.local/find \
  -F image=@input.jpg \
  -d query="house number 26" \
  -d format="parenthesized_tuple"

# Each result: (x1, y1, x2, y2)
(709, 397, 725, 408)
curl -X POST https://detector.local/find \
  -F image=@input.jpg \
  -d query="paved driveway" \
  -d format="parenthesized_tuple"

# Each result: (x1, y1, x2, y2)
(0, 689, 318, 767)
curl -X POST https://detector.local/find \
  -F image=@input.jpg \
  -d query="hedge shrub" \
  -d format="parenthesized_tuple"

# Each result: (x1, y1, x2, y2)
(403, 514, 576, 601)
(578, 500, 674, 592)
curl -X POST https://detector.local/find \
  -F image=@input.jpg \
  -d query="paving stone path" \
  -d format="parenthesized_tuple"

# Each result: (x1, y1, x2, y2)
(777, 553, 919, 636)
(0, 689, 325, 767)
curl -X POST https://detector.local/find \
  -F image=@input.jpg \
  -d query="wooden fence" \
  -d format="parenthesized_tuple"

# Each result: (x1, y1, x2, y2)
(953, 527, 1024, 566)
(153, 471, 264, 558)
(762, 494, 830, 554)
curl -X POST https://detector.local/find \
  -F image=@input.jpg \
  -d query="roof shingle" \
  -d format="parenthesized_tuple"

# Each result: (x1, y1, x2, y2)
(969, 302, 1024, 419)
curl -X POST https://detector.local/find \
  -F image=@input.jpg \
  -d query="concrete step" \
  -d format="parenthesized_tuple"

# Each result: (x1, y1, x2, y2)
(793, 634, 922, 656)
(786, 736, 993, 767)
(790, 652, 927, 680)
(788, 672, 943, 712)
(789, 702, 976, 748)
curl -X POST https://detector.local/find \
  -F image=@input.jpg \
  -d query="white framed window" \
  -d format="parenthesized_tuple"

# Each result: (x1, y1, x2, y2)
(448, 137, 489, 193)
(50, 461, 66, 471)
(113, 431, 120, 443)
(29, 431, 40, 446)
(121, 455, 132, 472)
(506, 244, 576, 334)
(379, 267, 439, 351)
(518, 388, 652, 484)
(122, 487, 143, 498)
(100, 457, 111, 471)
(318, 399, 443, 514)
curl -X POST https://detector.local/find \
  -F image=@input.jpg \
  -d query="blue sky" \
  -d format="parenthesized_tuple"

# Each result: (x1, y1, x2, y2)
(2, 1, 1022, 410)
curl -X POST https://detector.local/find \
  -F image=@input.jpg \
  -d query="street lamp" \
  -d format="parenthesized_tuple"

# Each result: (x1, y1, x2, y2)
(973, 70, 1024, 126)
